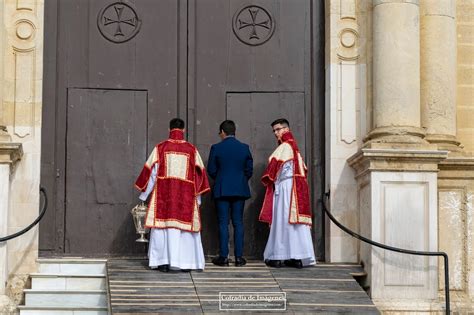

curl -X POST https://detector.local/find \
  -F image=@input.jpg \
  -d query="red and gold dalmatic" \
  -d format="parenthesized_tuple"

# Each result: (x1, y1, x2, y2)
(134, 129, 210, 232)
(259, 131, 312, 226)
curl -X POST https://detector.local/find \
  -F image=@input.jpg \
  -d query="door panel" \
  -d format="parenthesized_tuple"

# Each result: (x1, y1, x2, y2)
(66, 89, 147, 255)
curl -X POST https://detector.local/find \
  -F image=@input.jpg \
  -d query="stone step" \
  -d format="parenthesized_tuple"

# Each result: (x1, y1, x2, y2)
(37, 259, 107, 275)
(18, 306, 108, 315)
(30, 273, 106, 290)
(350, 270, 368, 277)
(24, 289, 107, 308)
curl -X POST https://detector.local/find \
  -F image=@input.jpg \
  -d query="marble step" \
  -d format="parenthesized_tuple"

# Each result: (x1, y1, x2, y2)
(18, 306, 108, 315)
(24, 289, 107, 308)
(37, 259, 107, 275)
(30, 273, 106, 290)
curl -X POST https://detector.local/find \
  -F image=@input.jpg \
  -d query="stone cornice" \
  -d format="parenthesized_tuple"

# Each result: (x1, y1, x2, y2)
(439, 156, 474, 168)
(0, 143, 23, 168)
(438, 155, 474, 180)
(348, 148, 448, 178)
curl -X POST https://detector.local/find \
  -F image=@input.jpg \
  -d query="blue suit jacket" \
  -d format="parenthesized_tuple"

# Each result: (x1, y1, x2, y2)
(207, 136, 253, 199)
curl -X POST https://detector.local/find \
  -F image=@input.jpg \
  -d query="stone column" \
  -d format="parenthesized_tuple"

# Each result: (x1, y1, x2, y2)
(420, 0, 461, 151)
(366, 0, 426, 144)
(348, 1, 447, 309)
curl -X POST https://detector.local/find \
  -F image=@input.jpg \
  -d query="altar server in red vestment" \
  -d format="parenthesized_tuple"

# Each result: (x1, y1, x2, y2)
(134, 118, 210, 272)
(259, 118, 316, 269)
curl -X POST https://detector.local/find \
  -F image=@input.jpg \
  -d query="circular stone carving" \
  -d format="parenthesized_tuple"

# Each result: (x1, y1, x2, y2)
(97, 1, 141, 44)
(15, 20, 35, 40)
(232, 5, 275, 46)
(340, 29, 357, 48)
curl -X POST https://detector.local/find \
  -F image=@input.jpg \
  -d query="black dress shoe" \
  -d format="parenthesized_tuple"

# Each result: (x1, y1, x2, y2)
(212, 256, 229, 266)
(284, 259, 303, 269)
(265, 259, 283, 268)
(157, 264, 170, 272)
(235, 257, 247, 267)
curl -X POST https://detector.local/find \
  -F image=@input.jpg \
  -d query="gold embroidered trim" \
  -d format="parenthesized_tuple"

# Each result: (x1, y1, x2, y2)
(192, 200, 201, 231)
(145, 190, 157, 226)
(164, 152, 190, 180)
(145, 147, 159, 167)
(153, 219, 193, 231)
(298, 214, 312, 224)
(289, 182, 298, 224)
(268, 142, 294, 163)
(195, 151, 205, 169)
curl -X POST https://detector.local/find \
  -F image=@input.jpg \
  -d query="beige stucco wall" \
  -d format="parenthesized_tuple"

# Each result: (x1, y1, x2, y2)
(457, 0, 474, 153)
(330, 0, 474, 313)
(0, 0, 43, 310)
(435, 1, 474, 312)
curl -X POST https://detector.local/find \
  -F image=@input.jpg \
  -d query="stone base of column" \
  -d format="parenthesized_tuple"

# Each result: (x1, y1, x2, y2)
(0, 295, 17, 315)
(425, 134, 463, 152)
(348, 148, 447, 301)
(372, 299, 445, 314)
(363, 126, 428, 146)
(438, 156, 474, 305)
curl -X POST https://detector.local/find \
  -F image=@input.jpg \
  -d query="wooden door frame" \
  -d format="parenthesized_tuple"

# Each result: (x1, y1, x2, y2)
(40, 0, 65, 256)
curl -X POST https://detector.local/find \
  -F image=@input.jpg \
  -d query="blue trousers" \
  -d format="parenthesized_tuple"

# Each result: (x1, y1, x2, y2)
(215, 197, 245, 258)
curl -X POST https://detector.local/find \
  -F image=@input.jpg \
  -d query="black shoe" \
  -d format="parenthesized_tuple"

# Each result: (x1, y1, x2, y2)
(212, 256, 229, 266)
(265, 259, 283, 268)
(235, 257, 247, 267)
(157, 264, 170, 272)
(284, 259, 303, 269)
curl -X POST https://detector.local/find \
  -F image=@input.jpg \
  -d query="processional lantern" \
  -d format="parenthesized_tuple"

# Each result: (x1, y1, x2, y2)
(131, 202, 149, 242)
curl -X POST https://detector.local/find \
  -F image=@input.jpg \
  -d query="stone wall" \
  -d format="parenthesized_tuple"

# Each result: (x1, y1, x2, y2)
(325, 0, 370, 264)
(341, 0, 474, 312)
(0, 0, 43, 311)
(457, 0, 474, 153)
(434, 0, 474, 312)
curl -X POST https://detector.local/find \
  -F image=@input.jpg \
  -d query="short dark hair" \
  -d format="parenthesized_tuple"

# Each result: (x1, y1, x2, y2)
(169, 118, 185, 130)
(219, 120, 236, 136)
(271, 118, 290, 128)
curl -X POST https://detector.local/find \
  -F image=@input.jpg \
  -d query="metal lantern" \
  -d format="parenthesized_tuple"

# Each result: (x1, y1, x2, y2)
(131, 202, 149, 242)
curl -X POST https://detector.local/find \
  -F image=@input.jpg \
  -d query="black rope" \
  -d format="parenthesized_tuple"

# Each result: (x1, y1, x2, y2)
(0, 187, 48, 242)
(320, 193, 450, 315)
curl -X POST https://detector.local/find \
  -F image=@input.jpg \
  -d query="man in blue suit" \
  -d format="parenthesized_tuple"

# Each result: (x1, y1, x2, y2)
(207, 120, 253, 267)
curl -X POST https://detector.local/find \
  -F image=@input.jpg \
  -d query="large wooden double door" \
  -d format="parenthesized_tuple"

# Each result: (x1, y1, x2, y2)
(40, 0, 325, 259)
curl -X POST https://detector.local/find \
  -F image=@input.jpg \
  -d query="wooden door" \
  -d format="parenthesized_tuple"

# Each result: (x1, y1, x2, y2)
(41, 0, 187, 256)
(41, 0, 325, 258)
(189, 0, 324, 259)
